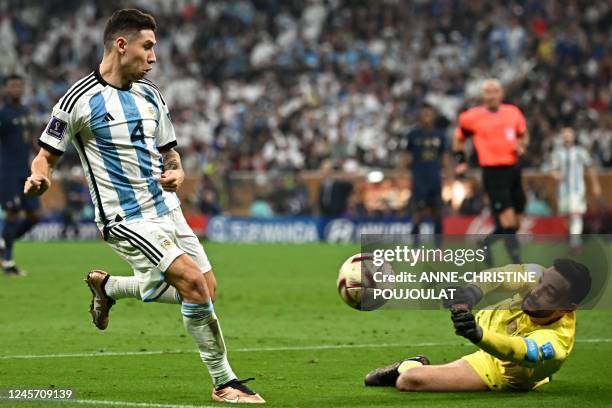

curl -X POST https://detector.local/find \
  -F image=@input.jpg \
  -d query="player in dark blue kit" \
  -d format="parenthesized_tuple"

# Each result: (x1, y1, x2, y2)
(402, 105, 448, 248)
(0, 74, 40, 276)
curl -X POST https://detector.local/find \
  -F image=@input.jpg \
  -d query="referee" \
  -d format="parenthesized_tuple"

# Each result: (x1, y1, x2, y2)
(453, 79, 528, 265)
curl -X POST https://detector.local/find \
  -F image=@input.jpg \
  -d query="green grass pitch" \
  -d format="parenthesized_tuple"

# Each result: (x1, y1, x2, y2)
(1, 241, 611, 407)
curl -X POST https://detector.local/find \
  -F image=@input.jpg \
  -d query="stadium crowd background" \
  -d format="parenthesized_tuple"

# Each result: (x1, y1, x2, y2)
(0, 0, 610, 219)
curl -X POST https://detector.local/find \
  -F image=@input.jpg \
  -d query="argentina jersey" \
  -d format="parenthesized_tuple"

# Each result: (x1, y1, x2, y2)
(38, 69, 180, 226)
(551, 145, 592, 196)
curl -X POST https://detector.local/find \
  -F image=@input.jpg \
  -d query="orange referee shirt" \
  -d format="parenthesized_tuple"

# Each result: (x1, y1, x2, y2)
(455, 104, 526, 167)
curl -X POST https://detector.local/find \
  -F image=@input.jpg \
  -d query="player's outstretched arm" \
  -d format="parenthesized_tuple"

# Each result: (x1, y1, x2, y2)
(159, 148, 185, 193)
(24, 148, 60, 196)
(450, 307, 540, 367)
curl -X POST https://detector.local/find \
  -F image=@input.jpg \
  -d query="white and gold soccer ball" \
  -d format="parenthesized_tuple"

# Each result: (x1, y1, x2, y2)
(336, 253, 395, 311)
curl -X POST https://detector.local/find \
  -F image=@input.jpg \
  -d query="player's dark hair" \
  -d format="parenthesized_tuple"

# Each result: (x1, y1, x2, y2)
(103, 9, 157, 50)
(553, 258, 592, 305)
(3, 74, 23, 84)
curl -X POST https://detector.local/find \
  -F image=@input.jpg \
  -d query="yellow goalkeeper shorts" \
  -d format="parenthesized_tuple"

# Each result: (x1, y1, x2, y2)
(462, 351, 550, 391)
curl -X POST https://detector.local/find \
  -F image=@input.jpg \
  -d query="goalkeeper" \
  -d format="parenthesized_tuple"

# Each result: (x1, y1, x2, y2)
(364, 259, 591, 391)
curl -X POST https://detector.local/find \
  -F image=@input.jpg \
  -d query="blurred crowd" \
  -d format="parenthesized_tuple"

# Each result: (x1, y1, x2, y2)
(0, 0, 610, 216)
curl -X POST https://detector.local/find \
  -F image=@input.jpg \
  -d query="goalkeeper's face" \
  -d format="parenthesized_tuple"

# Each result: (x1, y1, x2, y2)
(121, 29, 156, 81)
(522, 267, 573, 318)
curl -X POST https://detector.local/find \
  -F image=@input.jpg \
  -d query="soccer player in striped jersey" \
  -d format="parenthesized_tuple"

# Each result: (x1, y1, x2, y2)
(24, 9, 264, 404)
(550, 127, 602, 250)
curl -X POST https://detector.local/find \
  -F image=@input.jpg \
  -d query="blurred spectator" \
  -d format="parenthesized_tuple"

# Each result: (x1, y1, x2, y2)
(0, 0, 609, 215)
(249, 194, 274, 218)
(524, 186, 553, 216)
(318, 165, 353, 217)
(197, 174, 222, 216)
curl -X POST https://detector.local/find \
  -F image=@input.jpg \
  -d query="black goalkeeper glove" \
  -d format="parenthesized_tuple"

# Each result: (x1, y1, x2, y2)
(442, 285, 483, 310)
(450, 308, 483, 343)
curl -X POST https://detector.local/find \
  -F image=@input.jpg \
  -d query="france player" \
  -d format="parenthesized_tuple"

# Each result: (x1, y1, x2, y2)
(24, 9, 264, 404)
(550, 127, 601, 250)
(365, 260, 591, 392)
(402, 105, 448, 247)
(0, 74, 40, 276)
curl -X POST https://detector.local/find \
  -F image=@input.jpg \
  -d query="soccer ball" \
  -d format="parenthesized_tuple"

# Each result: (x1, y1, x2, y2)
(336, 253, 395, 311)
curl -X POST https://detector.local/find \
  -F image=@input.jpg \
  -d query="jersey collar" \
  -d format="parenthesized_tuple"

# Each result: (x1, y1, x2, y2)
(94, 67, 132, 91)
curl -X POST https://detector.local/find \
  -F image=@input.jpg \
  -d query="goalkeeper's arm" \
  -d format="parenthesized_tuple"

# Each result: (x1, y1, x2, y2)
(451, 308, 540, 367)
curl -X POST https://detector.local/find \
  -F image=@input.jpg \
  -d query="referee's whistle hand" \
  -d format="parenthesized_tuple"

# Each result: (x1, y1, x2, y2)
(24, 174, 49, 196)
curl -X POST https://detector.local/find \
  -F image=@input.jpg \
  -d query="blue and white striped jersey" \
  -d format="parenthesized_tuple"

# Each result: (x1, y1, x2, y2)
(38, 69, 180, 225)
(550, 145, 592, 195)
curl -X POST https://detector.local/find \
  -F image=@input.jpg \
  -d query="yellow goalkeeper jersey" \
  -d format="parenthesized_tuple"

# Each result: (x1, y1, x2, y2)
(463, 263, 576, 390)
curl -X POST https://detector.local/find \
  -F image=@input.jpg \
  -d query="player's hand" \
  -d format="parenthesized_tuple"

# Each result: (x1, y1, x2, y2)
(454, 163, 468, 178)
(517, 143, 527, 157)
(24, 174, 50, 196)
(592, 184, 602, 198)
(442, 285, 483, 310)
(160, 169, 184, 192)
(450, 306, 483, 343)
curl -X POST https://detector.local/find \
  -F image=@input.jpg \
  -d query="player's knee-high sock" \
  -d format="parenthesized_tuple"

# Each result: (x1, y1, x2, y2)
(182, 302, 236, 387)
(433, 218, 443, 248)
(569, 215, 583, 248)
(1, 219, 19, 262)
(104, 275, 181, 304)
(411, 221, 420, 245)
(14, 218, 37, 239)
(502, 227, 521, 263)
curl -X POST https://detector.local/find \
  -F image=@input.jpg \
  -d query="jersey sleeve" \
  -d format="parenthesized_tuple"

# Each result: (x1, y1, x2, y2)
(477, 327, 567, 368)
(156, 96, 177, 151)
(455, 111, 472, 142)
(580, 148, 593, 167)
(38, 102, 82, 156)
(550, 149, 560, 170)
(515, 107, 527, 135)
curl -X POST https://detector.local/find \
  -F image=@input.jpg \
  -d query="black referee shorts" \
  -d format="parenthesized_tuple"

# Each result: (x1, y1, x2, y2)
(481, 165, 526, 215)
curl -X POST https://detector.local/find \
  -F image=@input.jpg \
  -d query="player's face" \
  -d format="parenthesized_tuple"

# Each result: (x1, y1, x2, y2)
(561, 128, 575, 146)
(522, 267, 573, 318)
(122, 29, 156, 81)
(420, 108, 435, 127)
(4, 78, 24, 102)
(481, 81, 503, 110)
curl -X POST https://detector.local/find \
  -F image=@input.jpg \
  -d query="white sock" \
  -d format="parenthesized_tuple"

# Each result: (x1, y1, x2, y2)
(181, 302, 236, 387)
(569, 215, 583, 248)
(105, 275, 181, 304)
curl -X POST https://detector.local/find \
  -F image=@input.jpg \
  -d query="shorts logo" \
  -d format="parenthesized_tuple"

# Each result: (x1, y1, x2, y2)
(46, 117, 67, 140)
(155, 233, 174, 250)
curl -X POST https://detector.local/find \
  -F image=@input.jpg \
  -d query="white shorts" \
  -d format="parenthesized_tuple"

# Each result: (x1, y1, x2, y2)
(558, 191, 586, 215)
(101, 207, 212, 301)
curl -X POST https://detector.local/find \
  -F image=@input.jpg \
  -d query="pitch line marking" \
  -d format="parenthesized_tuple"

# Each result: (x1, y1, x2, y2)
(1, 338, 610, 360)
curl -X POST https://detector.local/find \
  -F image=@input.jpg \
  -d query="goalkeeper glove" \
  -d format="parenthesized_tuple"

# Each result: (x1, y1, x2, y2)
(451, 308, 483, 343)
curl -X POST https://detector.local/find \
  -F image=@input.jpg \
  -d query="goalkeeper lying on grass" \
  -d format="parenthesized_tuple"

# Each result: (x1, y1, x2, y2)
(364, 259, 591, 391)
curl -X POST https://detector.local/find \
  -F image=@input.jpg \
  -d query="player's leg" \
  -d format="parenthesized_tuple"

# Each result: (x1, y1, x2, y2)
(163, 208, 264, 403)
(395, 358, 488, 392)
(568, 191, 587, 250)
(1, 207, 21, 271)
(429, 189, 443, 248)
